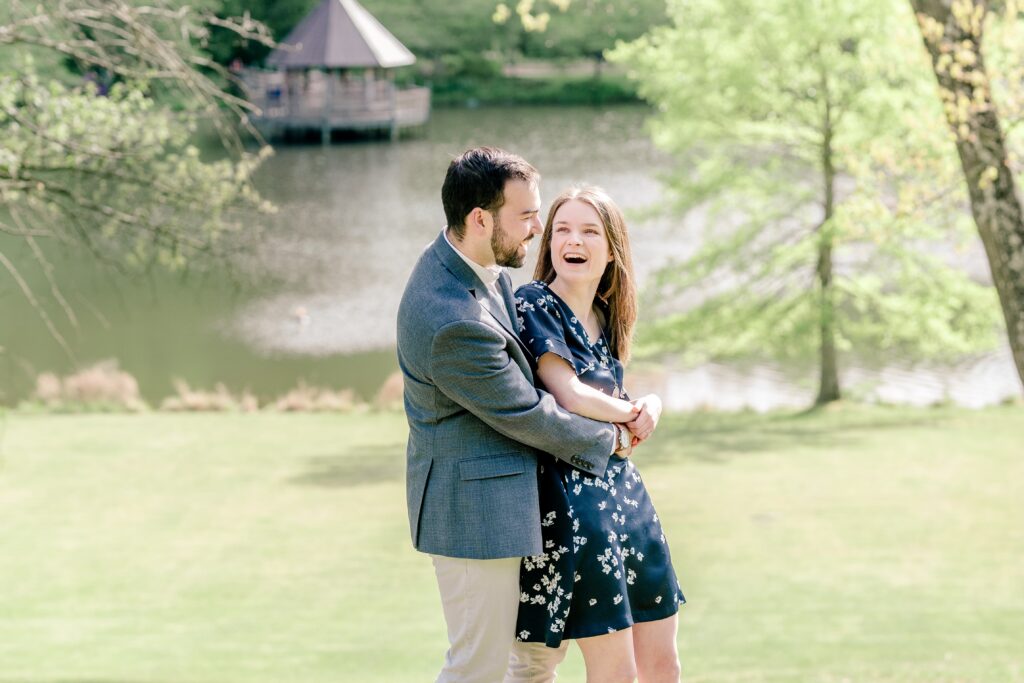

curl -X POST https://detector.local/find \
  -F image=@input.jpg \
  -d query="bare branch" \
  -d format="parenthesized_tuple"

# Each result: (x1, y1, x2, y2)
(23, 231, 79, 330)
(0, 218, 55, 238)
(0, 249, 76, 363)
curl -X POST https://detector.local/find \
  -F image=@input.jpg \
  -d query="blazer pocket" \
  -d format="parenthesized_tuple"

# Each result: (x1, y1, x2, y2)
(458, 453, 526, 481)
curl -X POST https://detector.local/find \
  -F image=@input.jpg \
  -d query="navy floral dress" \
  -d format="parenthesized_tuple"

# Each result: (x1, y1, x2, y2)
(514, 280, 684, 647)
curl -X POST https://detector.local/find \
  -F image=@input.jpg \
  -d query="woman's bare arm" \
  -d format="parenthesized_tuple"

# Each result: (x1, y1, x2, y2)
(536, 353, 639, 423)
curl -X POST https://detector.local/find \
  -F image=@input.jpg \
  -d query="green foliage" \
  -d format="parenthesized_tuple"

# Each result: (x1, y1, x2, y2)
(610, 0, 1002, 367)
(438, 51, 505, 81)
(0, 1, 274, 354)
(431, 72, 638, 106)
(204, 0, 668, 71)
(0, 60, 271, 272)
(205, 0, 512, 65)
(494, 0, 668, 60)
(206, 0, 318, 65)
(364, 0, 501, 59)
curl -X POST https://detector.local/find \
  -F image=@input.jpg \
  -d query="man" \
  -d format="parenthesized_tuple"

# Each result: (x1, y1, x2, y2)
(397, 147, 634, 682)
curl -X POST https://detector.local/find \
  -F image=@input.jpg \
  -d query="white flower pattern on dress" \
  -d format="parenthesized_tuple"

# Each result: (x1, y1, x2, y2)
(514, 281, 684, 645)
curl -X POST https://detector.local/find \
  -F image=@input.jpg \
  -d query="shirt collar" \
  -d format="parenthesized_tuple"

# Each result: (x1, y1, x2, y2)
(444, 229, 502, 288)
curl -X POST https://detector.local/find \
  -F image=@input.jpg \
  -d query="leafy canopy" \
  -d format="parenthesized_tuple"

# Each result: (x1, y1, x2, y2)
(609, 0, 1001, 365)
(0, 0, 275, 357)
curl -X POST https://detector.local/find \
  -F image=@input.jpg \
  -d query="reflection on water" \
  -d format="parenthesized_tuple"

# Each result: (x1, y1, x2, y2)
(2, 106, 684, 405)
(648, 350, 1020, 411)
(230, 105, 687, 357)
(1, 105, 1019, 408)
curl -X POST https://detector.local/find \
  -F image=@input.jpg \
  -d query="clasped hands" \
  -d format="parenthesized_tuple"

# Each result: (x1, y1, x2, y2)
(615, 394, 662, 456)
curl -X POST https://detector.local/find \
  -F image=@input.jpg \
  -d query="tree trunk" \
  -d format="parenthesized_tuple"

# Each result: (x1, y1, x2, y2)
(816, 72, 841, 405)
(911, 0, 1024, 393)
(817, 240, 841, 405)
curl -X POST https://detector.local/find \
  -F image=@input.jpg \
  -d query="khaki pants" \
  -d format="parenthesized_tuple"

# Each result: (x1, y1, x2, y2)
(431, 555, 570, 683)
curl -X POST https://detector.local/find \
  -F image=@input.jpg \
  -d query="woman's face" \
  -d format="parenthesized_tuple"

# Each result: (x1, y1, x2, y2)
(549, 199, 613, 288)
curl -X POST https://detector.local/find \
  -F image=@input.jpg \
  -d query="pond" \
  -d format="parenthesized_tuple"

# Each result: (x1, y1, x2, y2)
(1, 105, 1018, 409)
(1, 106, 683, 405)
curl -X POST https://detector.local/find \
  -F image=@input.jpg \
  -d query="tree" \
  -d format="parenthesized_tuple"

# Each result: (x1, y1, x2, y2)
(492, 0, 667, 65)
(205, 0, 316, 66)
(0, 1, 275, 358)
(365, 0, 504, 77)
(608, 0, 1001, 404)
(909, 0, 1024, 391)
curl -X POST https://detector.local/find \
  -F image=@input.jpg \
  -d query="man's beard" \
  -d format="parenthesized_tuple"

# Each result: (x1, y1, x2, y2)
(491, 214, 527, 268)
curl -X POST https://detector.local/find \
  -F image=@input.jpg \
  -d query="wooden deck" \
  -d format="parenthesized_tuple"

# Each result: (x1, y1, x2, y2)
(242, 70, 431, 141)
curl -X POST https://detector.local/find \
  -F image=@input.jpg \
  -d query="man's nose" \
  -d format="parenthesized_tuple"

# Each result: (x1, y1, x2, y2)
(531, 217, 542, 234)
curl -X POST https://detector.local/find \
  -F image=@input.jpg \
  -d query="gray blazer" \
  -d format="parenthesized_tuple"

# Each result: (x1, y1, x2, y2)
(397, 230, 616, 559)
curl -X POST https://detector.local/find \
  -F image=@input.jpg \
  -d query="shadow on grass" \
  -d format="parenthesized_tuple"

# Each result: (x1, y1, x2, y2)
(288, 405, 954, 483)
(638, 405, 949, 467)
(289, 443, 404, 487)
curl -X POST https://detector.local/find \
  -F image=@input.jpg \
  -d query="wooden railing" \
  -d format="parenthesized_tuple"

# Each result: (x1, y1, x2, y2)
(242, 70, 430, 132)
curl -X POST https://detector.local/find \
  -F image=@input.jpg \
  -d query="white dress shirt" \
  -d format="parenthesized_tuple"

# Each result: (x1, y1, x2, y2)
(444, 229, 503, 298)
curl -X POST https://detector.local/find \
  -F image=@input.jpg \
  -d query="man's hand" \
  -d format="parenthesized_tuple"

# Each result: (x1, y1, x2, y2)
(625, 394, 662, 446)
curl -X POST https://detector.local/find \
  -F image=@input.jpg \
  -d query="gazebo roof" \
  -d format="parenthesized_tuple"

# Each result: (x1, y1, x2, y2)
(266, 0, 416, 70)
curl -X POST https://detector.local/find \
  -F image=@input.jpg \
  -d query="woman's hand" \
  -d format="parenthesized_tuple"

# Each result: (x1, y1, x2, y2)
(626, 394, 662, 445)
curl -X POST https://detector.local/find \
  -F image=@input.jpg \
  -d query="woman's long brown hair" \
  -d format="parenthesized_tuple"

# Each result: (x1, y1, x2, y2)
(533, 186, 638, 364)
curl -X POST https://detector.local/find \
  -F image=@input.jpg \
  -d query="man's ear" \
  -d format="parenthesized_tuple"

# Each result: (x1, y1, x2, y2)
(470, 207, 491, 234)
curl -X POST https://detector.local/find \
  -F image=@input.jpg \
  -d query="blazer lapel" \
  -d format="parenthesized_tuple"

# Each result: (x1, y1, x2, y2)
(498, 273, 520, 333)
(432, 230, 480, 291)
(493, 275, 532, 360)
(431, 230, 531, 359)
(472, 286, 528, 357)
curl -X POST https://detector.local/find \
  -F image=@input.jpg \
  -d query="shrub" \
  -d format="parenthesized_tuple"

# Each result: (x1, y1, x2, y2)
(270, 382, 361, 413)
(374, 371, 404, 410)
(160, 380, 259, 413)
(27, 360, 147, 412)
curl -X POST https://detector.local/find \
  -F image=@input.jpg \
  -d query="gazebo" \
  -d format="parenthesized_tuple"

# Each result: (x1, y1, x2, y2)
(243, 0, 431, 142)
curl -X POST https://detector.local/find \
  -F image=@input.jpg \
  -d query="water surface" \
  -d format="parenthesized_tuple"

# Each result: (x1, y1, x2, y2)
(1, 105, 1019, 408)
(1, 106, 688, 405)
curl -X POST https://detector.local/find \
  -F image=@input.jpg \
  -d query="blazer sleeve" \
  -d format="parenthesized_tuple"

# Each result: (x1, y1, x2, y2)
(429, 318, 615, 477)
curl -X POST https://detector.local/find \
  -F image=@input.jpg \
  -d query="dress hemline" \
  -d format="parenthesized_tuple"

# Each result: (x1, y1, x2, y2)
(523, 597, 686, 649)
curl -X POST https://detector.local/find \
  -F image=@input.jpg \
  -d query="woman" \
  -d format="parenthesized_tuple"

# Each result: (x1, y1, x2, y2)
(510, 186, 685, 683)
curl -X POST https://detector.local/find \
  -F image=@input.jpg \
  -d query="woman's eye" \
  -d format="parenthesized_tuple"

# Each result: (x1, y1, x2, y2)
(555, 226, 569, 233)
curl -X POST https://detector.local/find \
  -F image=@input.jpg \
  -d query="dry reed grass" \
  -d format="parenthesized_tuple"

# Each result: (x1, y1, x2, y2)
(22, 364, 398, 414)
(374, 371, 404, 409)
(270, 381, 361, 412)
(30, 360, 147, 411)
(160, 380, 259, 413)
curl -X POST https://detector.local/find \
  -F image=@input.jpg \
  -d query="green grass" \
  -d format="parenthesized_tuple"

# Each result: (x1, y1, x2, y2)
(0, 406, 1022, 682)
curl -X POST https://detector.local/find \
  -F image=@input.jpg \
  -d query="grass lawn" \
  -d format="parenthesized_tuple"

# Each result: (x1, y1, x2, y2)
(0, 406, 1022, 682)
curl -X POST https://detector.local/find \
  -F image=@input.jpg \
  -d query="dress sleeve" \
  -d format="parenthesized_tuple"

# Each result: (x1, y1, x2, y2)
(514, 283, 576, 370)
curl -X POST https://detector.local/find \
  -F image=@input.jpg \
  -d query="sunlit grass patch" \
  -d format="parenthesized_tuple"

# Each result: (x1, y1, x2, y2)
(0, 406, 1021, 682)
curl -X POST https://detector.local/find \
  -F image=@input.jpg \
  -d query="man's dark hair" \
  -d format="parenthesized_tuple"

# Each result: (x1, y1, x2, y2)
(442, 147, 539, 239)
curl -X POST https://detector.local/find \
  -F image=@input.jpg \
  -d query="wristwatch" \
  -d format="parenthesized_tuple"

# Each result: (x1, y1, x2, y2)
(616, 424, 631, 452)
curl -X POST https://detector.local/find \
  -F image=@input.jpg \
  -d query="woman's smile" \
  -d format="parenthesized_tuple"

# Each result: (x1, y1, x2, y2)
(562, 251, 589, 265)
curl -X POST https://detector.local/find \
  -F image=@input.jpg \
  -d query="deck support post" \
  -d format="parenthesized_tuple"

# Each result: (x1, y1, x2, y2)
(321, 68, 335, 145)
(389, 82, 399, 141)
